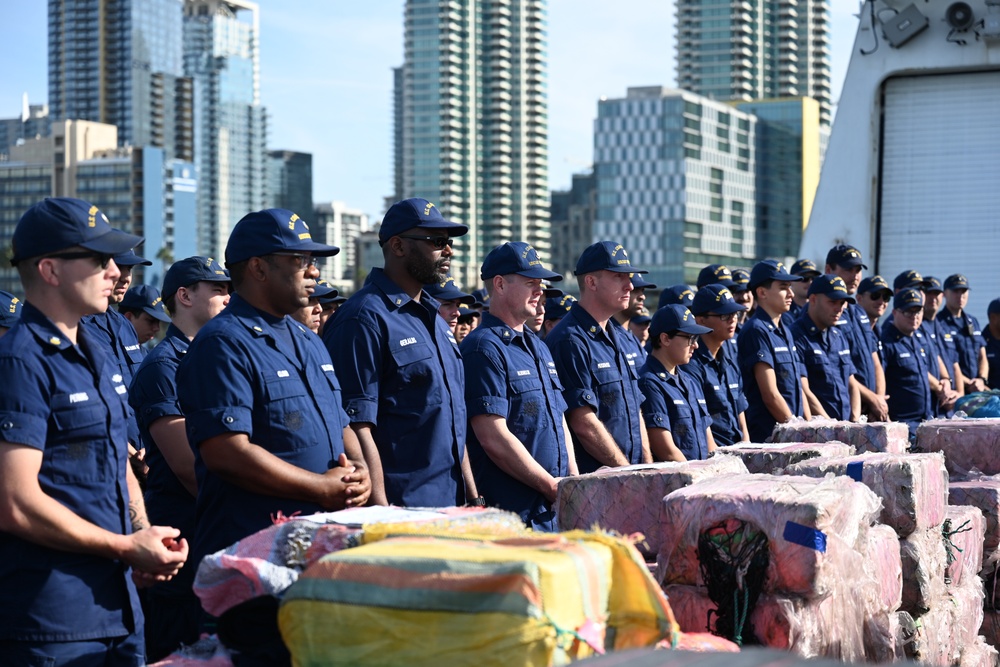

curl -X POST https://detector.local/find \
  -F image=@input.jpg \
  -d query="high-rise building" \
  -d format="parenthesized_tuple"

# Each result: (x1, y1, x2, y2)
(0, 120, 197, 295)
(0, 97, 51, 158)
(47, 0, 193, 159)
(593, 87, 758, 287)
(313, 201, 369, 294)
(183, 0, 267, 259)
(395, 0, 550, 287)
(266, 150, 313, 220)
(549, 171, 596, 285)
(675, 0, 832, 126)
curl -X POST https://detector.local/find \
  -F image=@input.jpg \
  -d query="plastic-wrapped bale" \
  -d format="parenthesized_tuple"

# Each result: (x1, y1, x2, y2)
(663, 584, 866, 662)
(770, 419, 909, 454)
(899, 528, 949, 614)
(555, 458, 750, 558)
(194, 506, 528, 617)
(982, 610, 1000, 649)
(860, 524, 903, 664)
(784, 452, 948, 537)
(149, 636, 233, 667)
(959, 637, 1000, 667)
(948, 479, 1000, 566)
(712, 442, 854, 475)
(950, 581, 986, 662)
(656, 473, 881, 597)
(915, 418, 1000, 477)
(944, 505, 986, 587)
(907, 605, 956, 667)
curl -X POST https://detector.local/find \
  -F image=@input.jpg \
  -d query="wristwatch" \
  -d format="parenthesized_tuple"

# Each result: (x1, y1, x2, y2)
(468, 496, 487, 507)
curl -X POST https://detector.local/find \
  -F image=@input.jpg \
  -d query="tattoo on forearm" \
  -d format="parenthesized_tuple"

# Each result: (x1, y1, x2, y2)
(129, 501, 148, 532)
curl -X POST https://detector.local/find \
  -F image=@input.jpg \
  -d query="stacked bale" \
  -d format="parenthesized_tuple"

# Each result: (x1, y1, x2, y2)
(655, 474, 881, 662)
(916, 418, 1000, 477)
(771, 419, 909, 454)
(712, 442, 854, 474)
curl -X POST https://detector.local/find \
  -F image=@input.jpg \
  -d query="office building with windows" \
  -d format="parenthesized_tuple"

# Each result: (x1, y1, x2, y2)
(313, 201, 369, 294)
(266, 150, 312, 220)
(394, 0, 549, 287)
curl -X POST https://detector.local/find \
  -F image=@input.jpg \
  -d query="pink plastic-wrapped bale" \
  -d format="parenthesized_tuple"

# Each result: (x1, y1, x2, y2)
(770, 419, 909, 454)
(916, 418, 1000, 477)
(909, 605, 957, 667)
(944, 505, 986, 587)
(555, 458, 750, 558)
(899, 528, 949, 614)
(657, 474, 880, 597)
(958, 637, 999, 667)
(981, 609, 1000, 649)
(784, 452, 948, 537)
(663, 584, 867, 662)
(950, 581, 986, 659)
(865, 524, 903, 613)
(863, 612, 902, 665)
(948, 479, 1000, 561)
(713, 442, 854, 475)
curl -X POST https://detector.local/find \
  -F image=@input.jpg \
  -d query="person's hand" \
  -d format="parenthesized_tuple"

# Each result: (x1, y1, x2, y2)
(320, 454, 370, 509)
(343, 458, 371, 507)
(868, 395, 890, 422)
(122, 527, 188, 579)
(969, 378, 987, 393)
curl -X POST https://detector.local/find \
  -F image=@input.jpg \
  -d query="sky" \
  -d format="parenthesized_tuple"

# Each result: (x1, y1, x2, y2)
(0, 1, 862, 222)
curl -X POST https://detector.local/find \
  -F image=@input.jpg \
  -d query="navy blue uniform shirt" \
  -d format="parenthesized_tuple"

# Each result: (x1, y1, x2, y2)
(323, 268, 466, 508)
(82, 308, 144, 447)
(461, 313, 569, 530)
(611, 318, 647, 367)
(0, 303, 141, 641)
(984, 327, 1000, 390)
(639, 355, 713, 461)
(881, 323, 933, 438)
(835, 304, 880, 391)
(545, 302, 645, 473)
(681, 339, 747, 447)
(938, 309, 986, 381)
(177, 294, 349, 564)
(792, 315, 856, 421)
(737, 308, 803, 443)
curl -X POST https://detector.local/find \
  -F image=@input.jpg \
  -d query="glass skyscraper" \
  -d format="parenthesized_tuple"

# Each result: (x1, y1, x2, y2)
(183, 0, 267, 259)
(675, 0, 832, 126)
(48, 0, 193, 159)
(395, 0, 550, 288)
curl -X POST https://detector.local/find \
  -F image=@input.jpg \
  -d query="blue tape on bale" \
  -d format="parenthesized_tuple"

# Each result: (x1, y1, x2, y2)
(782, 521, 827, 552)
(846, 461, 864, 482)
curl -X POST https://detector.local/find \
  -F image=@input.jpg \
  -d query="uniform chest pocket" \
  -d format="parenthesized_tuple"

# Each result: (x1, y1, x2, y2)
(390, 342, 434, 386)
(263, 374, 314, 447)
(124, 344, 144, 365)
(593, 367, 626, 416)
(773, 349, 797, 381)
(509, 375, 545, 427)
(49, 402, 108, 484)
(669, 402, 695, 441)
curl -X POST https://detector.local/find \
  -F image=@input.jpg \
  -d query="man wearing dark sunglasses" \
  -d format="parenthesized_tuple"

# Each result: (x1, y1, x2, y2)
(176, 209, 371, 584)
(0, 198, 189, 665)
(324, 198, 480, 508)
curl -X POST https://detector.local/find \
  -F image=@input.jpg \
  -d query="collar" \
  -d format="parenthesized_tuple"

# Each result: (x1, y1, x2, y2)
(883, 322, 911, 343)
(368, 267, 423, 312)
(642, 354, 679, 382)
(750, 307, 782, 331)
(570, 302, 613, 342)
(20, 302, 75, 351)
(224, 294, 310, 340)
(480, 312, 525, 346)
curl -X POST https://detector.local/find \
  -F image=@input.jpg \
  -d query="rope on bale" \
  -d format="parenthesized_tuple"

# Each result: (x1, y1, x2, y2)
(698, 518, 769, 646)
(942, 517, 972, 585)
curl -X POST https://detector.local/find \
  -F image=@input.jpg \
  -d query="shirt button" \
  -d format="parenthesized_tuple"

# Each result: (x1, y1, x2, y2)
(224, 416, 234, 424)
(1, 420, 12, 430)
(347, 408, 356, 415)
(584, 393, 592, 400)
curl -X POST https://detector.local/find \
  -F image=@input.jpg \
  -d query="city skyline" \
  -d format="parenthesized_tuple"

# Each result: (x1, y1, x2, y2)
(0, 1, 858, 226)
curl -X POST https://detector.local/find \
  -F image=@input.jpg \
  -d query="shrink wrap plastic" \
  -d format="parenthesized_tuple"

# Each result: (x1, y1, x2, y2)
(907, 605, 955, 666)
(915, 418, 1000, 477)
(899, 528, 949, 614)
(555, 458, 750, 558)
(981, 609, 1000, 649)
(950, 581, 986, 660)
(770, 419, 909, 454)
(656, 474, 880, 597)
(948, 479, 1000, 565)
(944, 505, 986, 587)
(663, 584, 866, 662)
(149, 636, 233, 667)
(713, 442, 854, 475)
(865, 524, 903, 613)
(784, 452, 948, 537)
(958, 637, 999, 667)
(863, 612, 902, 665)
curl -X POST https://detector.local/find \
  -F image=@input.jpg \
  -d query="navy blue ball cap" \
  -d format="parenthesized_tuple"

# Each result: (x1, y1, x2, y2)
(0, 290, 22, 328)
(658, 284, 695, 310)
(808, 274, 856, 303)
(575, 241, 646, 276)
(162, 256, 231, 300)
(544, 293, 575, 321)
(113, 249, 152, 267)
(790, 259, 821, 278)
(697, 264, 738, 289)
(225, 209, 339, 266)
(894, 288, 924, 311)
(470, 287, 490, 309)
(458, 307, 481, 320)
(748, 259, 802, 290)
(825, 244, 868, 270)
(631, 312, 652, 325)
(893, 270, 929, 291)
(690, 283, 747, 316)
(650, 304, 712, 337)
(542, 282, 564, 299)
(11, 197, 143, 265)
(730, 268, 750, 291)
(481, 242, 562, 281)
(922, 276, 943, 293)
(631, 274, 657, 290)
(120, 284, 171, 323)
(426, 275, 475, 304)
(378, 198, 469, 244)
(944, 274, 970, 291)
(988, 298, 1000, 316)
(858, 275, 892, 299)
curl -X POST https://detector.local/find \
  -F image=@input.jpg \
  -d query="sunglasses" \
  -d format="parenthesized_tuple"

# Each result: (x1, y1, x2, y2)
(399, 235, 454, 250)
(268, 253, 319, 270)
(671, 333, 699, 347)
(39, 251, 114, 269)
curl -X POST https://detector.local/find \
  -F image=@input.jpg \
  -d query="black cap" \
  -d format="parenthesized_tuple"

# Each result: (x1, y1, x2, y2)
(825, 244, 868, 270)
(425, 275, 475, 304)
(575, 241, 647, 276)
(808, 274, 856, 303)
(650, 304, 712, 337)
(690, 284, 747, 316)
(658, 284, 695, 310)
(11, 197, 143, 265)
(162, 256, 231, 299)
(225, 209, 339, 265)
(893, 270, 929, 291)
(120, 284, 171, 323)
(697, 264, 738, 289)
(894, 288, 924, 311)
(790, 259, 821, 278)
(944, 274, 970, 290)
(379, 198, 469, 244)
(748, 259, 802, 290)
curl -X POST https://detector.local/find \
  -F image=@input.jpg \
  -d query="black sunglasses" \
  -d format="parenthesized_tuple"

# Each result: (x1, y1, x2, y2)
(38, 251, 114, 269)
(399, 235, 454, 250)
